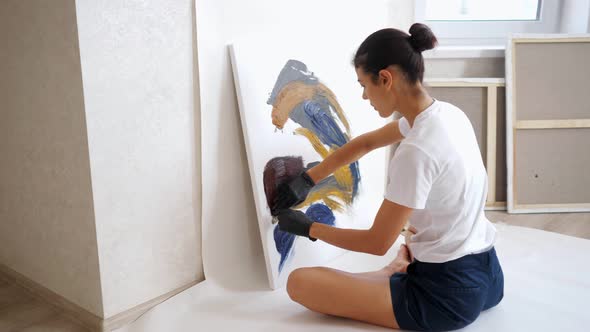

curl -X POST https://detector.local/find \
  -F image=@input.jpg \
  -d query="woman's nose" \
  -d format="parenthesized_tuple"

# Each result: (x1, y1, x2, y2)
(362, 91, 368, 100)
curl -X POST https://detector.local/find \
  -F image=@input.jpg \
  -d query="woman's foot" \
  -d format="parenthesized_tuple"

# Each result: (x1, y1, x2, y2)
(352, 244, 413, 279)
(383, 244, 412, 274)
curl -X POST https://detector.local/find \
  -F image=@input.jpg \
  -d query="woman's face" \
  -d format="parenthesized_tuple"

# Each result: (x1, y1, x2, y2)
(355, 67, 397, 118)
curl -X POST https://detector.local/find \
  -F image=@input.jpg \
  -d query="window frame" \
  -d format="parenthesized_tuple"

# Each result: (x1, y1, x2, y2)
(414, 0, 561, 46)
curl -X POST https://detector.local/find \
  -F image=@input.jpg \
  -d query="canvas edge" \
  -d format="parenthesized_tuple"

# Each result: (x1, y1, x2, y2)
(227, 43, 278, 290)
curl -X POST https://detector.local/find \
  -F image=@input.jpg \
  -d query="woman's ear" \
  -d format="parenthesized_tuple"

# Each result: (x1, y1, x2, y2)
(378, 69, 394, 89)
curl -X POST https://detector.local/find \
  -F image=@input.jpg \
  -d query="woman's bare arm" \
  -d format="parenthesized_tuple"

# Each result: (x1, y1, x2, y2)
(306, 120, 404, 183)
(308, 199, 413, 255)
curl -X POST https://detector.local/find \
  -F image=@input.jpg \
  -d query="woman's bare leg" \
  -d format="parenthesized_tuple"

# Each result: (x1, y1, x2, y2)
(287, 266, 400, 329)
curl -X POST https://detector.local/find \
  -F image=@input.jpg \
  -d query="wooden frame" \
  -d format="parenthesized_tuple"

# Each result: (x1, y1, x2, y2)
(506, 34, 590, 213)
(425, 78, 506, 210)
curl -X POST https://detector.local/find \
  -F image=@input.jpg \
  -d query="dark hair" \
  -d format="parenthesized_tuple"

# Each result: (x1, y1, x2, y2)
(353, 23, 437, 83)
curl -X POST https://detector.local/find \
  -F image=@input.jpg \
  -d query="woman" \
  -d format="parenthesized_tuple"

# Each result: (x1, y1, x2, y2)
(272, 23, 504, 331)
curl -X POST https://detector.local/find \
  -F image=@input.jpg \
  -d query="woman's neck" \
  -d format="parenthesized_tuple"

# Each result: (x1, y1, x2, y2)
(397, 84, 434, 127)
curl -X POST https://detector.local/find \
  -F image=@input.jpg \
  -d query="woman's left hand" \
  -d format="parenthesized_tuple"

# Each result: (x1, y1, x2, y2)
(403, 225, 417, 261)
(276, 209, 317, 241)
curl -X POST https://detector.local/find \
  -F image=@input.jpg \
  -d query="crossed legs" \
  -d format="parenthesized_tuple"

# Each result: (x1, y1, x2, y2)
(286, 244, 412, 329)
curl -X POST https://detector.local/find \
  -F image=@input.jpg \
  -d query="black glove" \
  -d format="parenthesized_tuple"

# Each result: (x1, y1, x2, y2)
(276, 209, 316, 241)
(271, 171, 315, 215)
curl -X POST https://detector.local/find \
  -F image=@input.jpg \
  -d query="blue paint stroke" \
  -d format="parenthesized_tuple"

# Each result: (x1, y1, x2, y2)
(297, 100, 348, 148)
(273, 203, 335, 273)
(297, 101, 361, 196)
(274, 225, 295, 273)
(305, 203, 335, 226)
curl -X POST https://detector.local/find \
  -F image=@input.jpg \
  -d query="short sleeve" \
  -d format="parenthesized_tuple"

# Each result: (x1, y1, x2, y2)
(398, 117, 411, 137)
(385, 144, 437, 209)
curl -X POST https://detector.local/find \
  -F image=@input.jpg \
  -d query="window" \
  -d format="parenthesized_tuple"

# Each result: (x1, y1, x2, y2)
(424, 0, 540, 21)
(415, 0, 561, 46)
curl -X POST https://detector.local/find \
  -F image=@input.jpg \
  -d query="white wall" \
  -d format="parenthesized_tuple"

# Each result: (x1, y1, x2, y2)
(75, 0, 202, 318)
(0, 0, 103, 316)
(195, 0, 412, 287)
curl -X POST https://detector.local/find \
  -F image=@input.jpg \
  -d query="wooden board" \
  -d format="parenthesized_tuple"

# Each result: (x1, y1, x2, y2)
(425, 79, 506, 210)
(506, 34, 590, 213)
(515, 129, 590, 205)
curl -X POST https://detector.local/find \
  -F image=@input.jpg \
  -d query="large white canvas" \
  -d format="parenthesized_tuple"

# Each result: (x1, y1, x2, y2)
(230, 42, 387, 289)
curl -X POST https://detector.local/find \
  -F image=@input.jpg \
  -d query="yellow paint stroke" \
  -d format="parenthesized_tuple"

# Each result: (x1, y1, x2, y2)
(332, 157, 354, 193)
(294, 127, 329, 158)
(295, 186, 352, 212)
(320, 196, 343, 212)
(317, 84, 351, 136)
(272, 81, 316, 129)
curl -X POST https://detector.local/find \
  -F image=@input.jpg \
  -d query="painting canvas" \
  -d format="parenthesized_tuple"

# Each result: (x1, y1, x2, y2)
(230, 42, 387, 289)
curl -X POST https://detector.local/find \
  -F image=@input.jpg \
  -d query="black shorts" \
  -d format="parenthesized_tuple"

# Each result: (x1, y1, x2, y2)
(389, 247, 504, 331)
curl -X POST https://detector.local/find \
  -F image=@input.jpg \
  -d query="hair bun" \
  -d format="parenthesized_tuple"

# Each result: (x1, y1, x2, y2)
(408, 23, 438, 53)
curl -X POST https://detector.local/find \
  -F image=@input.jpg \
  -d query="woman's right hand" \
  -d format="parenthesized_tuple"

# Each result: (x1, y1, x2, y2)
(271, 171, 316, 215)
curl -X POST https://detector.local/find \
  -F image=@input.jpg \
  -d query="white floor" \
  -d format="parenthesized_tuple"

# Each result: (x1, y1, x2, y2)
(115, 224, 590, 332)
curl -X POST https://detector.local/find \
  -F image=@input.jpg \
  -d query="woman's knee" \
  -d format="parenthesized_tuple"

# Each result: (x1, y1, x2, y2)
(286, 267, 316, 302)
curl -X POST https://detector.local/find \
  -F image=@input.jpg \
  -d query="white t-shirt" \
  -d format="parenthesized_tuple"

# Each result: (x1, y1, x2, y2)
(385, 100, 496, 263)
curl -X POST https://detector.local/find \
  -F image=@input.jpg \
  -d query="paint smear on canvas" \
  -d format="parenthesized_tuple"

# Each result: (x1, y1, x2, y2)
(264, 60, 361, 273)
(272, 205, 335, 272)
(267, 60, 360, 208)
(264, 157, 338, 272)
(263, 156, 304, 208)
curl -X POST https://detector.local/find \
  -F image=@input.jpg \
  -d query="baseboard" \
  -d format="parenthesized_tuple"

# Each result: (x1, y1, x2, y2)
(0, 263, 103, 330)
(0, 263, 202, 332)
